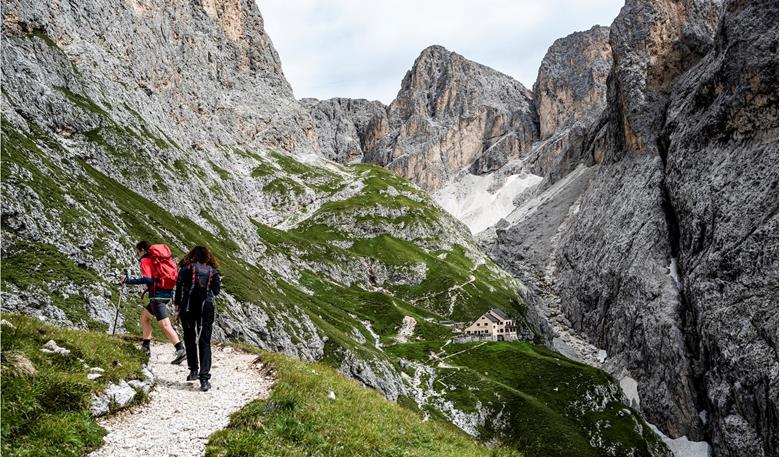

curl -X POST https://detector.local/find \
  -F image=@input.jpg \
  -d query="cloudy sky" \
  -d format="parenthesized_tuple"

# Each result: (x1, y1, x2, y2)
(258, 0, 624, 104)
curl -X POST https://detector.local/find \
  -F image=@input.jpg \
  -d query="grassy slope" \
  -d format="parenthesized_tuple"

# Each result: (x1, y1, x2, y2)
(384, 333, 666, 457)
(443, 342, 665, 457)
(206, 350, 521, 457)
(0, 314, 146, 457)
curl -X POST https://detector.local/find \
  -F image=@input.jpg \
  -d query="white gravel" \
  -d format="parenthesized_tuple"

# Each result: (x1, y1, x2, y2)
(89, 344, 273, 457)
(395, 316, 417, 343)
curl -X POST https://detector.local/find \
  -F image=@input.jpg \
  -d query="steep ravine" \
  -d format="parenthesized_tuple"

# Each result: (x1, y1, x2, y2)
(658, 126, 711, 449)
(660, 143, 714, 456)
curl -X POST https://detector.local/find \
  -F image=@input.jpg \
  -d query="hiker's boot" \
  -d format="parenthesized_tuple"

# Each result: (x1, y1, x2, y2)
(200, 379, 211, 392)
(170, 347, 187, 365)
(140, 345, 151, 357)
(186, 370, 198, 382)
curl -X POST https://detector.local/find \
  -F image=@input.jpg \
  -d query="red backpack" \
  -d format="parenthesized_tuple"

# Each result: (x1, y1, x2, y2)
(147, 244, 178, 290)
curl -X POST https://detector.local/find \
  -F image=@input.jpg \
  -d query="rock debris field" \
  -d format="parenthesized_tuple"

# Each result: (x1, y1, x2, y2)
(89, 345, 274, 457)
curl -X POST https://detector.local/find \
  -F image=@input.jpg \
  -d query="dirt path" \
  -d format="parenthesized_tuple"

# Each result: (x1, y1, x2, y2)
(89, 345, 273, 457)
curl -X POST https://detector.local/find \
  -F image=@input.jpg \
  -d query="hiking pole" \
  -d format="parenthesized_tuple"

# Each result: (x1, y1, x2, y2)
(112, 268, 129, 335)
(112, 286, 124, 335)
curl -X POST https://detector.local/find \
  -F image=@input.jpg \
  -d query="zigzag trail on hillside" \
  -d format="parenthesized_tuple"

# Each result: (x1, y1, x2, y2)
(89, 345, 274, 457)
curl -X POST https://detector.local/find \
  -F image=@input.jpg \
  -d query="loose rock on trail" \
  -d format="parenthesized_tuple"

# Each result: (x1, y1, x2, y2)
(89, 345, 273, 457)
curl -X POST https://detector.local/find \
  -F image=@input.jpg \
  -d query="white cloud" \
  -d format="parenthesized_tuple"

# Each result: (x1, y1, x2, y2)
(258, 0, 623, 104)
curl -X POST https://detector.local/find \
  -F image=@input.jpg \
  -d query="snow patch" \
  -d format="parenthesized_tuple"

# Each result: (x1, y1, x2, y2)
(649, 424, 711, 457)
(619, 376, 641, 410)
(434, 170, 543, 234)
(669, 257, 682, 289)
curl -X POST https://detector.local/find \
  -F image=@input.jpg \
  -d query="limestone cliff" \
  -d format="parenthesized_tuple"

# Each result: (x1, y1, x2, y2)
(662, 0, 778, 452)
(556, 0, 723, 441)
(528, 25, 612, 182)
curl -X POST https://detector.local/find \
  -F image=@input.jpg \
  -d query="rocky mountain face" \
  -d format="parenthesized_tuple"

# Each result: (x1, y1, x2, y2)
(557, 0, 724, 441)
(556, 1, 779, 455)
(2, 0, 316, 155)
(660, 0, 778, 452)
(303, 29, 612, 234)
(1, 1, 669, 456)
(300, 97, 386, 163)
(530, 25, 612, 182)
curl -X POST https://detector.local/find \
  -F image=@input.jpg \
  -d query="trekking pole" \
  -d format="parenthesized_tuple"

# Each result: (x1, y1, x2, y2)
(112, 268, 129, 335)
(112, 285, 124, 335)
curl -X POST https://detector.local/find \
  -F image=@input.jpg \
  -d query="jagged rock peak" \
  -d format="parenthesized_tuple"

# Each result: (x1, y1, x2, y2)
(394, 44, 534, 121)
(358, 45, 538, 191)
(534, 25, 612, 139)
(301, 45, 540, 190)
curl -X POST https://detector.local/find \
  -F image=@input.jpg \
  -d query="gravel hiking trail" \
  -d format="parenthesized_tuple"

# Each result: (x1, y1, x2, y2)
(90, 345, 274, 457)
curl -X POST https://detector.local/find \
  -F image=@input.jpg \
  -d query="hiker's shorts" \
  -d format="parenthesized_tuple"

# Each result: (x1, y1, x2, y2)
(145, 299, 169, 321)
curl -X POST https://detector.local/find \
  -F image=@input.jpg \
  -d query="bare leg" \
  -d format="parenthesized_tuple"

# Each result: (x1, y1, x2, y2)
(141, 308, 153, 340)
(158, 317, 181, 345)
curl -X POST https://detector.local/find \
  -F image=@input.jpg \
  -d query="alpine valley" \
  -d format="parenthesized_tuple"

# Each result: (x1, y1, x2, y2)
(1, 1, 776, 457)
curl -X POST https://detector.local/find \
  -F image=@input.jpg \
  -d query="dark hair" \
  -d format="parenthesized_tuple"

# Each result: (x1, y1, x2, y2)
(179, 246, 219, 269)
(136, 240, 151, 252)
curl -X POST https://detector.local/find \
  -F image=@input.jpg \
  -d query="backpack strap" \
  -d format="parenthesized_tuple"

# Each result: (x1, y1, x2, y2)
(205, 269, 215, 291)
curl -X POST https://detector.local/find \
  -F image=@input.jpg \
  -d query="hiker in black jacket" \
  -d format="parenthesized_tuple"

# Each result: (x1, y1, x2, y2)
(174, 246, 221, 392)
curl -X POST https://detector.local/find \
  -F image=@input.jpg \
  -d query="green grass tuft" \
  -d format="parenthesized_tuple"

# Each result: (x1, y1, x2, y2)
(0, 314, 147, 457)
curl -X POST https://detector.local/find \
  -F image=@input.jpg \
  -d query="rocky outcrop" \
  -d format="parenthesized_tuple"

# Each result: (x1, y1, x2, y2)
(91, 367, 155, 417)
(301, 97, 387, 163)
(599, 0, 721, 161)
(362, 45, 538, 191)
(534, 25, 611, 140)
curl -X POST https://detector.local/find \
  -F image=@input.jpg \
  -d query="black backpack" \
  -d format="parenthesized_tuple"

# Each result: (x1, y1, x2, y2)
(184, 263, 217, 313)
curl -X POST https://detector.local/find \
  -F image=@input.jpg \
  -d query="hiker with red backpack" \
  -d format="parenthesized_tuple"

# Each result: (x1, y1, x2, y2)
(121, 240, 187, 365)
(174, 246, 221, 392)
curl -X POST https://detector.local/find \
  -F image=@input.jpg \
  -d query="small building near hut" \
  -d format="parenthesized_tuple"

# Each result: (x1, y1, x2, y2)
(462, 308, 518, 341)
